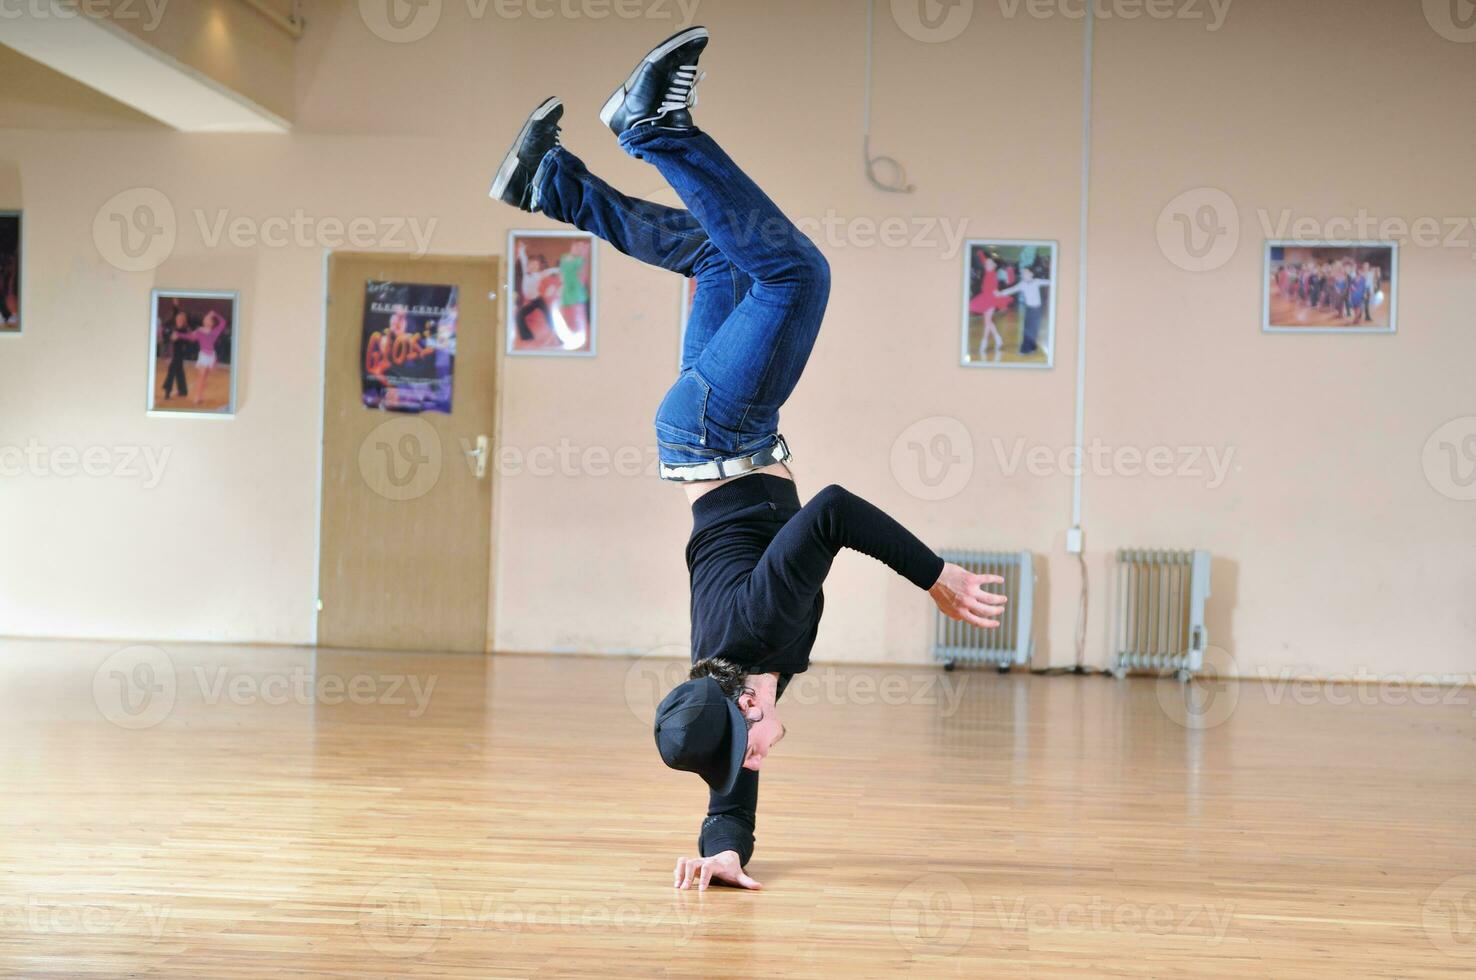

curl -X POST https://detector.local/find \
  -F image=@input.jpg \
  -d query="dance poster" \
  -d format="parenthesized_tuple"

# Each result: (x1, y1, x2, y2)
(361, 280, 458, 413)
(0, 212, 19, 334)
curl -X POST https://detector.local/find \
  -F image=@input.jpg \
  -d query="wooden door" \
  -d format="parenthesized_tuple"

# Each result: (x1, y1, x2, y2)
(317, 253, 500, 653)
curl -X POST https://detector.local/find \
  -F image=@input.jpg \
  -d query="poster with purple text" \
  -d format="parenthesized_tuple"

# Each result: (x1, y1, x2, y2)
(361, 280, 458, 414)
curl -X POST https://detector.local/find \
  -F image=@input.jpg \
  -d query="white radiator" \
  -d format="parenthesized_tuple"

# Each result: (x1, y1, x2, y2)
(1111, 548, 1212, 681)
(933, 550, 1034, 672)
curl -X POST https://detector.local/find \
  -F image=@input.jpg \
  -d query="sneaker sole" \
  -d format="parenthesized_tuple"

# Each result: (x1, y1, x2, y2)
(598, 25, 708, 129)
(490, 96, 561, 200)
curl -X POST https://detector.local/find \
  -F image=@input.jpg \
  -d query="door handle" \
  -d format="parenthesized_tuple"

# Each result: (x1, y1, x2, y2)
(464, 435, 489, 479)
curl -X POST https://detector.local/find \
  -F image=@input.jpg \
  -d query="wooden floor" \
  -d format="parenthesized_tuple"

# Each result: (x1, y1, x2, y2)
(2, 638, 1473, 977)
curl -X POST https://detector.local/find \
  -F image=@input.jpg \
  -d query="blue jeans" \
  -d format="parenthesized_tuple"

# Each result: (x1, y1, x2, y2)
(534, 127, 830, 476)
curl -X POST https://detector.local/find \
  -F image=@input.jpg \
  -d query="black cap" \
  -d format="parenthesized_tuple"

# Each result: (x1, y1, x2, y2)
(653, 676, 747, 796)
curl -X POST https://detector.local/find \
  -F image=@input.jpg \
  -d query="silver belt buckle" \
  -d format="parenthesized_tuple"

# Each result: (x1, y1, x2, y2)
(663, 435, 791, 482)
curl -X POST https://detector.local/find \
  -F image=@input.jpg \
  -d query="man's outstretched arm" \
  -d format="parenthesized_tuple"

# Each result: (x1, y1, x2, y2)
(742, 484, 1007, 641)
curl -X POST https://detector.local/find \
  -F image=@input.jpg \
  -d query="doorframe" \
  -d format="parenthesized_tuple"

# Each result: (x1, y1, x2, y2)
(310, 249, 506, 654)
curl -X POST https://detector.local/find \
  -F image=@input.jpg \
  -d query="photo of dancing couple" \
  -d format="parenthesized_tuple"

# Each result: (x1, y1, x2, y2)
(508, 230, 597, 355)
(148, 290, 238, 416)
(962, 239, 1057, 368)
(1264, 242, 1396, 334)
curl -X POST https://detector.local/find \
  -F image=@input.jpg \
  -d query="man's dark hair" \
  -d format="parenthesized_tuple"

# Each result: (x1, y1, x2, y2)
(688, 657, 747, 699)
(690, 657, 763, 731)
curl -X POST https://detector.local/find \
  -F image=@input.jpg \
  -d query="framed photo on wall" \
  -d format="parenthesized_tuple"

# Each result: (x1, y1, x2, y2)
(0, 211, 20, 335)
(961, 238, 1057, 369)
(148, 289, 239, 417)
(507, 230, 597, 356)
(1263, 241, 1396, 334)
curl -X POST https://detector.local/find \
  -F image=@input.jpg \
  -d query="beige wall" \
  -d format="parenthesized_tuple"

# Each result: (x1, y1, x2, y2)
(1, 0, 1472, 677)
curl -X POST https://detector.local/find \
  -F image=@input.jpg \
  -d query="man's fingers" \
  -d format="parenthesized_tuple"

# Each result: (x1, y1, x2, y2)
(962, 609, 1001, 629)
(698, 863, 715, 892)
(966, 597, 1006, 619)
(976, 590, 1008, 603)
(976, 574, 1006, 586)
(673, 858, 685, 888)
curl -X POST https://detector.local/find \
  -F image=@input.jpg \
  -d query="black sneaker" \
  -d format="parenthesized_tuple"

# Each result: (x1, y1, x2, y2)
(599, 26, 708, 136)
(490, 96, 563, 212)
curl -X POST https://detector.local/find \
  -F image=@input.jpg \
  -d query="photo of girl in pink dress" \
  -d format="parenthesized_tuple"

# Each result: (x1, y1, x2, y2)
(149, 291, 238, 415)
(962, 240, 1056, 369)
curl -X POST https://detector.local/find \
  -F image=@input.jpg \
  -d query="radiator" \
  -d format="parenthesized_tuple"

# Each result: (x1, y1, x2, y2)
(932, 550, 1034, 672)
(1111, 548, 1212, 680)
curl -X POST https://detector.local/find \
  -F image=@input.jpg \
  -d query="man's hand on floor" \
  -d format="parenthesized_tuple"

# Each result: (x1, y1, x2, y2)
(929, 563, 1008, 629)
(673, 851, 763, 891)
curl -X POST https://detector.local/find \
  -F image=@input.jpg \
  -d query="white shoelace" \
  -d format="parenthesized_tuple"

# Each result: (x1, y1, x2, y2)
(658, 65, 706, 116)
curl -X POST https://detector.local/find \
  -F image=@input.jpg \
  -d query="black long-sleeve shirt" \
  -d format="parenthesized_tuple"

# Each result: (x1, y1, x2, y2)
(685, 474, 945, 865)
